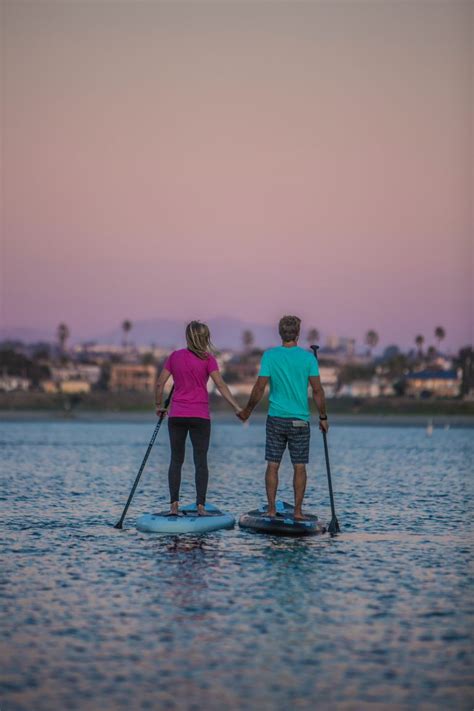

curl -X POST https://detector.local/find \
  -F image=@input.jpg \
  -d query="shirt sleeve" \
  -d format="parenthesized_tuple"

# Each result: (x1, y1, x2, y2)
(207, 354, 219, 374)
(259, 351, 271, 377)
(309, 354, 320, 377)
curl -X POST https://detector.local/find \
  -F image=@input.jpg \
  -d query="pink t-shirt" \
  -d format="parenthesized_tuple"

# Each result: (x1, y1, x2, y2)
(164, 349, 219, 419)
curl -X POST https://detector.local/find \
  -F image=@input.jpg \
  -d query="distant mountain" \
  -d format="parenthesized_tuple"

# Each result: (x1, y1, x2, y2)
(0, 317, 281, 349)
(1, 316, 318, 350)
(0, 326, 55, 344)
(98, 316, 281, 350)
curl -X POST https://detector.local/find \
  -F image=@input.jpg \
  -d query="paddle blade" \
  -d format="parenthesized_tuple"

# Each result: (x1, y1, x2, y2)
(114, 521, 123, 529)
(328, 517, 341, 535)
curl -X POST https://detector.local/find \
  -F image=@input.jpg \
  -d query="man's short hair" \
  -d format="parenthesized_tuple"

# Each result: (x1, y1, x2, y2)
(279, 315, 301, 342)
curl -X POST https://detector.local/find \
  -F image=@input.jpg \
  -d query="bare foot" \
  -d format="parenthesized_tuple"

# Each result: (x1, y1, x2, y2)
(197, 505, 211, 516)
(293, 510, 308, 520)
(169, 503, 179, 516)
(266, 509, 277, 518)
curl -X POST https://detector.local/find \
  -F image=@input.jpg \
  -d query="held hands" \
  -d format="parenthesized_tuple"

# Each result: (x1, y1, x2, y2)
(156, 405, 168, 417)
(237, 406, 251, 422)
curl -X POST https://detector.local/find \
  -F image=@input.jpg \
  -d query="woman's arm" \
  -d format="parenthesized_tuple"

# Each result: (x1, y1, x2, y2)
(209, 371, 241, 413)
(155, 368, 172, 415)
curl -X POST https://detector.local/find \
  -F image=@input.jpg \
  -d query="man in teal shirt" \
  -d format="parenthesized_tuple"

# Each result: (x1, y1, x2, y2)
(238, 315, 328, 519)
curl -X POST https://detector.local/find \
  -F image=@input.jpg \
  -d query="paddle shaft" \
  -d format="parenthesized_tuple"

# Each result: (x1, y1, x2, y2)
(322, 430, 340, 532)
(310, 345, 340, 534)
(114, 387, 174, 529)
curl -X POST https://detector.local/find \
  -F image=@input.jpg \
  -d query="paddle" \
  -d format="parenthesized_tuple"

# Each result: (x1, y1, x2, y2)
(114, 387, 174, 529)
(310, 345, 341, 534)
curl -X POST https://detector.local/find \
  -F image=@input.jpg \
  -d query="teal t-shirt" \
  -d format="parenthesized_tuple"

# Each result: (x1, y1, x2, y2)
(259, 346, 320, 421)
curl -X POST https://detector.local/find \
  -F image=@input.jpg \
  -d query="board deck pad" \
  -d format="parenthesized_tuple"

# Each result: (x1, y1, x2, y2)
(136, 503, 235, 534)
(239, 500, 326, 537)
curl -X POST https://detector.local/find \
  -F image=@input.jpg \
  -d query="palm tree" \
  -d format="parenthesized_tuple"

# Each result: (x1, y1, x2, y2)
(242, 329, 255, 352)
(427, 345, 437, 361)
(57, 323, 70, 354)
(307, 328, 320, 346)
(365, 330, 379, 357)
(122, 320, 132, 348)
(415, 334, 424, 357)
(434, 326, 446, 352)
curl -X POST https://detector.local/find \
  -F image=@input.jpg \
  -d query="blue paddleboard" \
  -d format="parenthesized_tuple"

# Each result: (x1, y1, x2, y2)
(136, 503, 235, 534)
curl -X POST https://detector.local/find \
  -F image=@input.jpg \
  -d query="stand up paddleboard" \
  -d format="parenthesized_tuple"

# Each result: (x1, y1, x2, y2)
(239, 501, 326, 537)
(136, 503, 235, 534)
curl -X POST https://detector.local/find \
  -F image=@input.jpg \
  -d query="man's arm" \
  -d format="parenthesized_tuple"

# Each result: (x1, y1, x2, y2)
(238, 376, 269, 421)
(309, 375, 329, 432)
(155, 368, 172, 415)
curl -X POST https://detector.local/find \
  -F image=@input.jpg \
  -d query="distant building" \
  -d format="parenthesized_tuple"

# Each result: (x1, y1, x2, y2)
(136, 346, 172, 359)
(338, 380, 380, 398)
(39, 379, 91, 394)
(109, 364, 156, 392)
(0, 374, 30, 392)
(41, 380, 58, 394)
(72, 344, 127, 357)
(59, 380, 91, 395)
(325, 336, 355, 356)
(318, 337, 371, 365)
(376, 377, 396, 397)
(405, 369, 461, 398)
(337, 375, 395, 398)
(429, 356, 454, 371)
(51, 365, 101, 385)
(318, 365, 339, 398)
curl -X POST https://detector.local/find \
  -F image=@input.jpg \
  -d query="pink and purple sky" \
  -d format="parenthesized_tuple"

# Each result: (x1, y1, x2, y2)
(1, 0, 472, 350)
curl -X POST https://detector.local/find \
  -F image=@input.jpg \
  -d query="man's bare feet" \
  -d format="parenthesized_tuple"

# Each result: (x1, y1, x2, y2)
(293, 510, 308, 520)
(266, 508, 277, 518)
(197, 504, 211, 516)
(169, 502, 179, 515)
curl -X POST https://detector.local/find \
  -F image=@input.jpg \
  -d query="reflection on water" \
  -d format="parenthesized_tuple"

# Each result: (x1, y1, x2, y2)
(1, 421, 473, 710)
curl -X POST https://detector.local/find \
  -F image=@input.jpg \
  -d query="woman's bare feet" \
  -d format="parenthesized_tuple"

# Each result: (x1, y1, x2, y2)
(169, 502, 179, 515)
(197, 504, 211, 516)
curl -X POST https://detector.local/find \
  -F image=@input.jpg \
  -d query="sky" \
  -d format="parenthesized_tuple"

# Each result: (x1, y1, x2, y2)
(1, 0, 472, 351)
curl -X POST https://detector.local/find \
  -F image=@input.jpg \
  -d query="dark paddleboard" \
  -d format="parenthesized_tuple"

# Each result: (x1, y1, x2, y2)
(239, 500, 326, 537)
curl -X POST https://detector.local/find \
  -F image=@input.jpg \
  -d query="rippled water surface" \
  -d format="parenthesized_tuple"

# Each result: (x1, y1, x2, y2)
(1, 420, 473, 710)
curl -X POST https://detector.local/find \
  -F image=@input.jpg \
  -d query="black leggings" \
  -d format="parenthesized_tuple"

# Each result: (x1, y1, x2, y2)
(168, 417, 211, 505)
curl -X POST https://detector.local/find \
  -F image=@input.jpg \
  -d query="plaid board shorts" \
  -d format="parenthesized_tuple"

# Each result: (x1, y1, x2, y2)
(265, 416, 311, 464)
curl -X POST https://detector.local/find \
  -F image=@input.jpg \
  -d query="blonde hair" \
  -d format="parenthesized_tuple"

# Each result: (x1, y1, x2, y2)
(186, 321, 214, 359)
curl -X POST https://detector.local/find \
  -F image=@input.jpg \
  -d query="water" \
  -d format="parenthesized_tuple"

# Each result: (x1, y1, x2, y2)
(1, 420, 473, 711)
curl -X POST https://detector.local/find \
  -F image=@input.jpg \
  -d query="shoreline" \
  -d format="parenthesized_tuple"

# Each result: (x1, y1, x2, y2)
(1, 410, 473, 427)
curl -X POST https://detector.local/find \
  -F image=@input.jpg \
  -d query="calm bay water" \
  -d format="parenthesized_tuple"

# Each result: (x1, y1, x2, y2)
(1, 419, 473, 710)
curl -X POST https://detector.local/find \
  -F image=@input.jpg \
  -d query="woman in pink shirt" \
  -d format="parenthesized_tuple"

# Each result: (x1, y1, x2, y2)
(155, 321, 241, 515)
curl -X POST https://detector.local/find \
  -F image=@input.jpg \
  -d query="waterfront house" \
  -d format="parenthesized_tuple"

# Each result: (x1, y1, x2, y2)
(59, 380, 91, 395)
(405, 369, 461, 398)
(109, 364, 156, 392)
